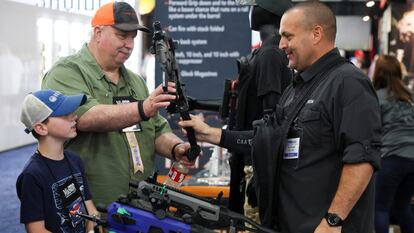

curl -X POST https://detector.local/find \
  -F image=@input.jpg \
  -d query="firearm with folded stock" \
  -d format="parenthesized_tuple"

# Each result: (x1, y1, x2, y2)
(150, 21, 201, 161)
(150, 21, 238, 128)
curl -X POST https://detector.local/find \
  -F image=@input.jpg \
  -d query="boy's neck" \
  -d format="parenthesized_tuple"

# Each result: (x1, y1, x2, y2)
(37, 141, 65, 160)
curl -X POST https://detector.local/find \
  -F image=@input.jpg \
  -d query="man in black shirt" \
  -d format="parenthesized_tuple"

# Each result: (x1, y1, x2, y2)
(179, 1, 381, 232)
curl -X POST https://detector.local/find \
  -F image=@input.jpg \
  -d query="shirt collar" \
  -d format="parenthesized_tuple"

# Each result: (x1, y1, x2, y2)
(79, 43, 105, 80)
(292, 72, 303, 87)
(299, 48, 341, 83)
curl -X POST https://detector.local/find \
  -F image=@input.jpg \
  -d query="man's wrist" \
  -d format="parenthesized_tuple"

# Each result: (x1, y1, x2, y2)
(218, 129, 226, 147)
(324, 212, 344, 227)
(138, 100, 150, 121)
(171, 142, 182, 161)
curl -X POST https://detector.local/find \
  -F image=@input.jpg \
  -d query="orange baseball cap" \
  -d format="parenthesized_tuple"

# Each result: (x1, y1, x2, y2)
(91, 1, 150, 32)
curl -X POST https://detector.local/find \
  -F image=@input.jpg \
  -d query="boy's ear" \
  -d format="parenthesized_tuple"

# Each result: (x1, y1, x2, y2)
(32, 123, 48, 136)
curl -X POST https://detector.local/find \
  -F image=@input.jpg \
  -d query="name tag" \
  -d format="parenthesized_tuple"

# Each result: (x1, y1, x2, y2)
(284, 137, 300, 159)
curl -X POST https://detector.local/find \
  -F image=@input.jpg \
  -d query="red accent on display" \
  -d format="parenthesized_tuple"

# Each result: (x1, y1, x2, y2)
(380, 0, 387, 9)
(167, 165, 186, 183)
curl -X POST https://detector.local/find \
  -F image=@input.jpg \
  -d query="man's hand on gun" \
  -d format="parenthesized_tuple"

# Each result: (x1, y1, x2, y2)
(142, 82, 176, 118)
(178, 114, 222, 145)
(172, 142, 194, 166)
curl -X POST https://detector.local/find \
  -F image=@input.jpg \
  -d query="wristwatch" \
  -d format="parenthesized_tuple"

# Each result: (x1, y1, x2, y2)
(324, 212, 343, 227)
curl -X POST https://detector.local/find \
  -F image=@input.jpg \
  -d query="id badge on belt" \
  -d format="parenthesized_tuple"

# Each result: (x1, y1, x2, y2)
(284, 125, 303, 159)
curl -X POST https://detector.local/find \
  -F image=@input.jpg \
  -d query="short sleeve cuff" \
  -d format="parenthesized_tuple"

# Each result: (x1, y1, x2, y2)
(74, 97, 99, 118)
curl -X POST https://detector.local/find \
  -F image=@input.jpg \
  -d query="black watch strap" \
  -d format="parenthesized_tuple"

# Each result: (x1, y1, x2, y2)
(138, 100, 150, 121)
(324, 212, 343, 227)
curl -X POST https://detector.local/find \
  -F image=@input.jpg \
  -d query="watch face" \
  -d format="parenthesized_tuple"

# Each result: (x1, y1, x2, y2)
(326, 213, 343, 226)
(328, 215, 339, 225)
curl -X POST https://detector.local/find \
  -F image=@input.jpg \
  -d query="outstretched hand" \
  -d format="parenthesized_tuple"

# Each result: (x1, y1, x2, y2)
(178, 114, 222, 145)
(143, 82, 176, 118)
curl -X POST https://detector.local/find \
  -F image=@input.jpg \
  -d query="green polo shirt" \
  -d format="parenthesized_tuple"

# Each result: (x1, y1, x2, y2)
(42, 44, 171, 206)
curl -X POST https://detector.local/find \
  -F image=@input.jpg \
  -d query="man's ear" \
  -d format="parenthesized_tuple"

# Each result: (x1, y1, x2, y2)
(33, 123, 48, 136)
(312, 25, 323, 45)
(93, 26, 104, 41)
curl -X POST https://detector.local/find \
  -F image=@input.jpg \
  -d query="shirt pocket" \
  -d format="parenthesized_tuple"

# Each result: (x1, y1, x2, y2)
(92, 84, 114, 104)
(298, 108, 322, 146)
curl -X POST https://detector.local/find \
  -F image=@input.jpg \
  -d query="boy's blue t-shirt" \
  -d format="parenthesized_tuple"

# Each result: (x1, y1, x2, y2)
(16, 150, 92, 233)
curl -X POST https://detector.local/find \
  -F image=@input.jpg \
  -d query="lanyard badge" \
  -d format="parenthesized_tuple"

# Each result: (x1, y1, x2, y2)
(113, 96, 144, 174)
(284, 124, 303, 160)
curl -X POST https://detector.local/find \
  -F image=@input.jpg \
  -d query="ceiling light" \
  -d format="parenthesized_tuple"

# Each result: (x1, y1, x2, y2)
(362, 16, 370, 21)
(366, 1, 375, 8)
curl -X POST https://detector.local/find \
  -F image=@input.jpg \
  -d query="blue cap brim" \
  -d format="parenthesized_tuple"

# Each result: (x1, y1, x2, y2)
(50, 94, 86, 117)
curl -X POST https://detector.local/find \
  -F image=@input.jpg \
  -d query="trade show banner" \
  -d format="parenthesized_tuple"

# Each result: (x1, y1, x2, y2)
(153, 1, 251, 176)
(153, 0, 251, 99)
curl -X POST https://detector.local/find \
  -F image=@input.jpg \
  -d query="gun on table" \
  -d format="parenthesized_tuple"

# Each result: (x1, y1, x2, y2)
(77, 174, 278, 232)
(150, 21, 201, 161)
(108, 174, 279, 233)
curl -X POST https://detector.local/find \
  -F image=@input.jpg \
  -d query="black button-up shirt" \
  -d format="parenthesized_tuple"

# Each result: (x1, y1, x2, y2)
(278, 48, 382, 233)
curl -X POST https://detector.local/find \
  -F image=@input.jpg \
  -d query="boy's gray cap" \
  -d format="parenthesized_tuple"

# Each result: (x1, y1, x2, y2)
(20, 89, 86, 134)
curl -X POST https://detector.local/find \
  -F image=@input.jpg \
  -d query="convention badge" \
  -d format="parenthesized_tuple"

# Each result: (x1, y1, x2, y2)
(113, 96, 144, 173)
(113, 96, 142, 132)
(284, 138, 300, 159)
(122, 124, 143, 132)
(283, 126, 302, 159)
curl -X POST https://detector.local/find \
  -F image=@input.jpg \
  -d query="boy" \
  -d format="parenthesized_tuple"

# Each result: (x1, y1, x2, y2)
(16, 89, 99, 233)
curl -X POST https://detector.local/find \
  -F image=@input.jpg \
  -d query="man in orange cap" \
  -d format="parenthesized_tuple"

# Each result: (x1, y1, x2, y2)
(42, 2, 192, 209)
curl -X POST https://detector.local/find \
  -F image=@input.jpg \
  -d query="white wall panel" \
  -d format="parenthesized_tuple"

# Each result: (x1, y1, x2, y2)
(0, 1, 89, 151)
(336, 16, 371, 50)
